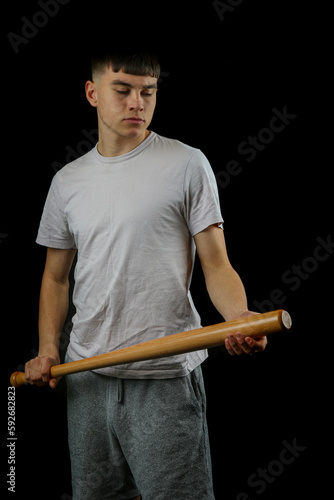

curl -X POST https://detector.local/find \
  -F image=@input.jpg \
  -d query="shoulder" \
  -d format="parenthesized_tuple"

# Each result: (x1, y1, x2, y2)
(150, 134, 214, 185)
(152, 133, 205, 162)
(52, 148, 96, 185)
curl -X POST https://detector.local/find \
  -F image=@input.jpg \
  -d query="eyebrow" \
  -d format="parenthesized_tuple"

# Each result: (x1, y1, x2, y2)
(110, 79, 158, 89)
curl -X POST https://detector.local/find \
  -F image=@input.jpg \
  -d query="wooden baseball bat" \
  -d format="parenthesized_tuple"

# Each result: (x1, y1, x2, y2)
(10, 309, 291, 388)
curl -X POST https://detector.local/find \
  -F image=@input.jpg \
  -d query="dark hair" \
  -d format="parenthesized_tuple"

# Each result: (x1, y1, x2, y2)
(91, 46, 160, 81)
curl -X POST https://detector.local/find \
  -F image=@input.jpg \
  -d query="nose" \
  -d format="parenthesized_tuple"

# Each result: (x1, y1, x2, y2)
(128, 91, 144, 112)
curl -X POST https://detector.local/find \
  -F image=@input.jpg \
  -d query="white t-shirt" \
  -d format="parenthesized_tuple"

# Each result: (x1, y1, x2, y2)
(36, 132, 223, 378)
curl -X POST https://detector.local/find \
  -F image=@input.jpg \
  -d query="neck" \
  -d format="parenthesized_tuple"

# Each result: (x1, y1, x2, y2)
(97, 129, 150, 158)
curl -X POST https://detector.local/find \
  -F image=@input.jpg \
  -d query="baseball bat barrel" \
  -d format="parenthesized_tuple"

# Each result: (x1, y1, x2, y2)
(10, 309, 291, 388)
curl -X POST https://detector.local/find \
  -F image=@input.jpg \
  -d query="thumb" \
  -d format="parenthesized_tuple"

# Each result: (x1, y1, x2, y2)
(49, 377, 61, 389)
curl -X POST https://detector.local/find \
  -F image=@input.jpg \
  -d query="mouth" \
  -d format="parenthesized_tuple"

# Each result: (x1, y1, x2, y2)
(124, 117, 145, 124)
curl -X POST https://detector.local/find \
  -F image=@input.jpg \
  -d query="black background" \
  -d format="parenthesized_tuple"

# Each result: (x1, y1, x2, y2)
(2, 1, 331, 499)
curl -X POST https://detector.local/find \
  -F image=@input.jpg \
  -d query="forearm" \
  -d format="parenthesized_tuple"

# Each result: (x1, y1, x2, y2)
(204, 264, 249, 322)
(195, 225, 266, 355)
(38, 273, 70, 360)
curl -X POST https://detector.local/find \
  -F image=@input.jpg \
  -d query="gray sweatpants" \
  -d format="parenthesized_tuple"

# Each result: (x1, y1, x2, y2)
(66, 355, 215, 500)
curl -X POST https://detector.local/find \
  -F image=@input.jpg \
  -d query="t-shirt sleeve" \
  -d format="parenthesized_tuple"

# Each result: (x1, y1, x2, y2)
(36, 175, 76, 249)
(184, 150, 224, 236)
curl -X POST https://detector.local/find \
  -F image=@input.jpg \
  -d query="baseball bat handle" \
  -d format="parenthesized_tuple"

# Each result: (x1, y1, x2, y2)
(10, 309, 292, 388)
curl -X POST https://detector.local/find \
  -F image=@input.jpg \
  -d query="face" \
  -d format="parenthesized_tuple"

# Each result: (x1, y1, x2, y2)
(86, 67, 158, 142)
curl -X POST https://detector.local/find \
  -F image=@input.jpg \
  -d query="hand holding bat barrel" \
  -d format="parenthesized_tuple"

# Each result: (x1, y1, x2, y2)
(10, 309, 292, 388)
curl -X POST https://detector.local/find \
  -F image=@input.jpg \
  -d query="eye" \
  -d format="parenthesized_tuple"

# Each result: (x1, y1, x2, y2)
(116, 90, 129, 95)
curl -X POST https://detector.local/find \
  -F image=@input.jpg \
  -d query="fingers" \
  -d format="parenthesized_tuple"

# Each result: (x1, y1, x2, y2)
(25, 356, 60, 388)
(25, 357, 47, 386)
(225, 334, 267, 356)
(225, 334, 252, 356)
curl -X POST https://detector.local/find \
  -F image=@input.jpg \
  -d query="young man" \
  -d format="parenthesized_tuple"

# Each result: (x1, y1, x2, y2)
(25, 48, 267, 499)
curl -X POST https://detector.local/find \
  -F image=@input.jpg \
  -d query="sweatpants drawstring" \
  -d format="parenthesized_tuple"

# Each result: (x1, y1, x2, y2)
(117, 378, 124, 404)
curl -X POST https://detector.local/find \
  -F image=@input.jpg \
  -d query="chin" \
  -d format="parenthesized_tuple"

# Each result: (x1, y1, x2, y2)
(124, 128, 146, 138)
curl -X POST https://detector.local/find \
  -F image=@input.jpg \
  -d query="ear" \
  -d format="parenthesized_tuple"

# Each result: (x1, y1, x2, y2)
(85, 81, 98, 108)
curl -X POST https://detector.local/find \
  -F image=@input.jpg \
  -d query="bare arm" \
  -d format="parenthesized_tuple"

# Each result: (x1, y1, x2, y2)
(25, 247, 77, 387)
(194, 225, 267, 355)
